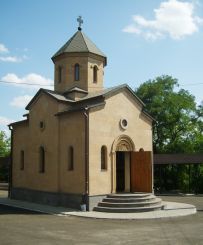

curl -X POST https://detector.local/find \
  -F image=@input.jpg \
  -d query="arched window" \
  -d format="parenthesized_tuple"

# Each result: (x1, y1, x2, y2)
(68, 146, 74, 171)
(101, 146, 107, 170)
(93, 65, 98, 83)
(74, 63, 80, 81)
(39, 146, 45, 173)
(58, 66, 62, 83)
(20, 150, 24, 170)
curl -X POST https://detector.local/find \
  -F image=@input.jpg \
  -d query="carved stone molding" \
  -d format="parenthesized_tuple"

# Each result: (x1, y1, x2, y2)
(111, 135, 135, 153)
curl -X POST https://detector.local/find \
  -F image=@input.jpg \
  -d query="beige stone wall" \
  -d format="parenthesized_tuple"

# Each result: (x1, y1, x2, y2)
(87, 57, 104, 92)
(12, 88, 152, 197)
(58, 112, 86, 194)
(88, 90, 153, 195)
(54, 55, 88, 93)
(12, 92, 86, 195)
(54, 53, 104, 93)
(12, 94, 60, 192)
(12, 122, 29, 189)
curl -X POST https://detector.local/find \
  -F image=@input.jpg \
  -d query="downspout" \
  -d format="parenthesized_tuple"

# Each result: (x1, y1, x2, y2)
(83, 107, 89, 210)
(151, 121, 155, 194)
(8, 126, 13, 198)
(57, 115, 61, 197)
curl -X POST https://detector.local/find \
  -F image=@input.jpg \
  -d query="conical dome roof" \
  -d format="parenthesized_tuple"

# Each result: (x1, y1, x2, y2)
(52, 30, 107, 65)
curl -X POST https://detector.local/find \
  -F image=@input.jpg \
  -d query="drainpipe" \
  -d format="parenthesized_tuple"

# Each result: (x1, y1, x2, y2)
(8, 126, 13, 198)
(83, 107, 89, 210)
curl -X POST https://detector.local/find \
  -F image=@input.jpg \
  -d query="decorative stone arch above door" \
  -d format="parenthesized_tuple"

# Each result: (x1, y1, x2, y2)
(111, 135, 135, 193)
(112, 135, 135, 153)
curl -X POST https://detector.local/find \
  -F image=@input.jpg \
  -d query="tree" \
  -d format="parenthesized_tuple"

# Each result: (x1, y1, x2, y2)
(0, 131, 10, 157)
(194, 101, 203, 153)
(0, 131, 10, 182)
(135, 75, 201, 154)
(136, 75, 203, 193)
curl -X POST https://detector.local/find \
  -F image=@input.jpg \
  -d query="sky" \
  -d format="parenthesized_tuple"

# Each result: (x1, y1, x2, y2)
(0, 0, 203, 136)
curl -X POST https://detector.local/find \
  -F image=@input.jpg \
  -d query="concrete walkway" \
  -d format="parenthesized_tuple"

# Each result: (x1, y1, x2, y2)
(0, 192, 196, 220)
(65, 201, 196, 219)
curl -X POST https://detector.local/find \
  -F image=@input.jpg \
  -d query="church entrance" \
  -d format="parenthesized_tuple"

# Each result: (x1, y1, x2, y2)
(116, 151, 125, 192)
(112, 135, 153, 194)
(116, 151, 131, 192)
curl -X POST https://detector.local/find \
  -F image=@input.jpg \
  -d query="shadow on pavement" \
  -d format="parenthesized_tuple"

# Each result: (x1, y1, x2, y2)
(0, 204, 48, 215)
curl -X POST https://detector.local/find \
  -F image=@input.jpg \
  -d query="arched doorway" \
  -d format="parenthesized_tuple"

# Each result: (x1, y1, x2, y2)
(111, 135, 135, 193)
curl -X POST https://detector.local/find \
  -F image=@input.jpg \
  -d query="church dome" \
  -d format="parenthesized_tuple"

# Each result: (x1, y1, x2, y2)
(52, 30, 107, 66)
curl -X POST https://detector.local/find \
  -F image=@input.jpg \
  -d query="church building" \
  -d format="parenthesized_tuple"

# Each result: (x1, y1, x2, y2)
(9, 19, 155, 211)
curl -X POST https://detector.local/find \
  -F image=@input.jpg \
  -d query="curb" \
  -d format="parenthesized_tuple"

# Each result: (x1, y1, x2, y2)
(0, 198, 196, 220)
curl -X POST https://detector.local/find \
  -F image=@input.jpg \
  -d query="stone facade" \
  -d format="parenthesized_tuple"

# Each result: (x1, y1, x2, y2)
(88, 91, 153, 196)
(9, 27, 153, 210)
(54, 53, 105, 93)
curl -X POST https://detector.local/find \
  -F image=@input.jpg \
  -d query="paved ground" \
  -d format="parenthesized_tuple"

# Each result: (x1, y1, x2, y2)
(0, 191, 202, 245)
(0, 191, 196, 219)
(63, 201, 196, 219)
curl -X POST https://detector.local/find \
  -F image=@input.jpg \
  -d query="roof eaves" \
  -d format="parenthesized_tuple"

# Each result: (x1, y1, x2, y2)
(102, 84, 145, 107)
(141, 110, 156, 122)
(8, 119, 28, 128)
(63, 86, 88, 94)
(103, 84, 126, 97)
(46, 91, 74, 103)
(74, 94, 105, 104)
(125, 85, 146, 106)
(25, 88, 44, 110)
(26, 89, 74, 110)
(56, 101, 106, 116)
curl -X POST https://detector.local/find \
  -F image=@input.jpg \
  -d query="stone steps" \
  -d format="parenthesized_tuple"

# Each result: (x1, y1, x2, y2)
(98, 198, 162, 208)
(94, 204, 163, 213)
(93, 193, 164, 213)
(103, 194, 156, 203)
(102, 197, 156, 203)
(0, 183, 8, 191)
(107, 193, 150, 198)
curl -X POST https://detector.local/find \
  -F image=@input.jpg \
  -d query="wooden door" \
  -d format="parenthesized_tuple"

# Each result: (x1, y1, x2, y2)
(130, 151, 152, 192)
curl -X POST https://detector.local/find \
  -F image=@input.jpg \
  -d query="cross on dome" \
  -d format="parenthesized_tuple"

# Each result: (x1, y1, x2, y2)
(77, 16, 83, 31)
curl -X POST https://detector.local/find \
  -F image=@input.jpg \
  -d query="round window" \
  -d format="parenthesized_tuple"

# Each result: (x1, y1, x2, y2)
(120, 118, 128, 130)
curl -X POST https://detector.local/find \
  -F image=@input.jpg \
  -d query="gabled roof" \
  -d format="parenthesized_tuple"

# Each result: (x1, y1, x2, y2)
(52, 30, 107, 64)
(24, 84, 154, 121)
(64, 86, 88, 94)
(8, 119, 28, 128)
(78, 84, 145, 106)
(25, 88, 74, 110)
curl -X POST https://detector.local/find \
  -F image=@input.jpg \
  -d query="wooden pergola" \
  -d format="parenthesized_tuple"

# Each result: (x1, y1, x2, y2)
(153, 154, 203, 193)
(154, 154, 203, 165)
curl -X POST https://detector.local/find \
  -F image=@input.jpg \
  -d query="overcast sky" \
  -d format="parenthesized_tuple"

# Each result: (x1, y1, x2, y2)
(1, 0, 203, 135)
